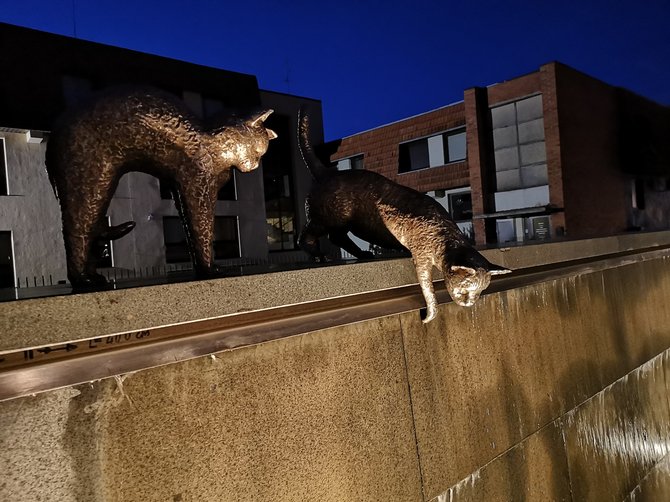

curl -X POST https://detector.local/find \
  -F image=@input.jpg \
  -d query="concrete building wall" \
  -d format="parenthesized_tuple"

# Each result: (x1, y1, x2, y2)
(0, 24, 324, 282)
(0, 131, 66, 286)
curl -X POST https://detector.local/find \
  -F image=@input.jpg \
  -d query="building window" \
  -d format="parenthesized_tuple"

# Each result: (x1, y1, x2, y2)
(399, 128, 466, 173)
(0, 137, 7, 196)
(399, 138, 430, 173)
(443, 129, 467, 163)
(163, 216, 191, 264)
(491, 94, 547, 192)
(336, 154, 364, 171)
(0, 231, 14, 288)
(213, 216, 240, 259)
(263, 114, 297, 251)
(448, 191, 472, 221)
(496, 215, 551, 243)
(160, 173, 236, 201)
(430, 188, 472, 221)
(430, 188, 474, 242)
(163, 215, 239, 263)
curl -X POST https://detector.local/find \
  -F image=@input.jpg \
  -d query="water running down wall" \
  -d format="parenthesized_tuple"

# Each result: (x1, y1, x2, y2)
(1, 236, 670, 501)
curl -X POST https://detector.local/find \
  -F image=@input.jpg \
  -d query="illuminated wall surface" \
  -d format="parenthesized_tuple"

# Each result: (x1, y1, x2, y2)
(2, 238, 670, 500)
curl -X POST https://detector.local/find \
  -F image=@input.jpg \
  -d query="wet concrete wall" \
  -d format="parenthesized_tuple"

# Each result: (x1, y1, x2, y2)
(2, 254, 670, 500)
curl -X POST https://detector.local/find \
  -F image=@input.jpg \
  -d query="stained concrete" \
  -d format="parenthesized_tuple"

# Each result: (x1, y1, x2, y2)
(435, 422, 572, 501)
(1, 316, 422, 502)
(2, 237, 670, 501)
(404, 256, 670, 499)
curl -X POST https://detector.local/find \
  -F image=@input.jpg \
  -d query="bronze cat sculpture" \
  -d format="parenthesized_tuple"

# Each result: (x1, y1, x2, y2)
(46, 86, 277, 287)
(297, 109, 511, 323)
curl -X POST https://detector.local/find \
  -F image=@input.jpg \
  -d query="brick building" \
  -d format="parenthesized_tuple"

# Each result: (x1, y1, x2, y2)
(328, 62, 670, 247)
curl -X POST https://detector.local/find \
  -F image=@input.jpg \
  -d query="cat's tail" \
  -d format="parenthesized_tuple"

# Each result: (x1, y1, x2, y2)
(297, 106, 330, 180)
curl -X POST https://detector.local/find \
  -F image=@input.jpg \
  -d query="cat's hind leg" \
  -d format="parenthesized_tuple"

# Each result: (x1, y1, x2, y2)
(59, 172, 117, 288)
(177, 176, 220, 277)
(328, 229, 374, 260)
(298, 220, 328, 262)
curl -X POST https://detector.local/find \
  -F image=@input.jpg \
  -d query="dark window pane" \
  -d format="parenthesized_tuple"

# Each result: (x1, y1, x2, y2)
(447, 131, 467, 162)
(399, 139, 429, 173)
(0, 138, 7, 196)
(449, 192, 473, 221)
(213, 216, 240, 259)
(350, 154, 364, 170)
(162, 216, 190, 263)
(263, 113, 297, 251)
(217, 172, 237, 200)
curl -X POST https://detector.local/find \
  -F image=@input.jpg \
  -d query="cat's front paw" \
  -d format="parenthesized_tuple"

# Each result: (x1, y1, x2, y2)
(194, 264, 224, 278)
(420, 305, 438, 324)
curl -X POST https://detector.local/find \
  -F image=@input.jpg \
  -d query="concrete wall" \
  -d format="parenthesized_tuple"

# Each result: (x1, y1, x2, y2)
(2, 245, 670, 500)
(0, 131, 67, 285)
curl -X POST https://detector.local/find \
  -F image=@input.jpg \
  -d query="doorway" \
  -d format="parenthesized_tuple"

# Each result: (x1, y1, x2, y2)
(0, 231, 15, 288)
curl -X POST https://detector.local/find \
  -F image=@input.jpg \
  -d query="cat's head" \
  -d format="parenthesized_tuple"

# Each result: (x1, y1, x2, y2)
(216, 109, 278, 172)
(444, 247, 511, 307)
(240, 109, 278, 171)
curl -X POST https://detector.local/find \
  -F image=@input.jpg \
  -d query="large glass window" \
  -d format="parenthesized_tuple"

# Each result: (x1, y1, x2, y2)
(0, 137, 7, 196)
(163, 215, 239, 263)
(337, 154, 364, 171)
(444, 130, 467, 163)
(163, 216, 190, 264)
(212, 216, 240, 259)
(496, 215, 551, 243)
(448, 191, 472, 221)
(399, 139, 430, 172)
(491, 94, 547, 192)
(0, 231, 14, 288)
(399, 128, 466, 173)
(262, 114, 297, 251)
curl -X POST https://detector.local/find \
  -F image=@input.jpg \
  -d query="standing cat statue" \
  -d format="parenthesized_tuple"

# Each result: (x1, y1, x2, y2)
(46, 86, 277, 288)
(297, 108, 511, 323)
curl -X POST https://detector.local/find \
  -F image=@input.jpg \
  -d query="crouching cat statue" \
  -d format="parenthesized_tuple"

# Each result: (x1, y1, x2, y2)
(46, 86, 276, 288)
(297, 108, 511, 323)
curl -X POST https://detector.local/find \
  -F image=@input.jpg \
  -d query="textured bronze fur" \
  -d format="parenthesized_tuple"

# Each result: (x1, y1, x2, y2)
(297, 109, 511, 323)
(46, 86, 276, 287)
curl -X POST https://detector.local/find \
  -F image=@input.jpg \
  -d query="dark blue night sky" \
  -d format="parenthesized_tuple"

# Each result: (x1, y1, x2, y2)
(2, 0, 669, 140)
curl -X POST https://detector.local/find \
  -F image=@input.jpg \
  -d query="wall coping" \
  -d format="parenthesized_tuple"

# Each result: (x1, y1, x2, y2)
(1, 230, 670, 353)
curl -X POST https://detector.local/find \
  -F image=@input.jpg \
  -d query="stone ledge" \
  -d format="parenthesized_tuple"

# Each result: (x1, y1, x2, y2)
(1, 230, 670, 352)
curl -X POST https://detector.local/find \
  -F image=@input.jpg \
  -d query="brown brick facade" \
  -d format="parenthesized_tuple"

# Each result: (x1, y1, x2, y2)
(327, 61, 670, 246)
(551, 63, 629, 238)
(331, 103, 469, 192)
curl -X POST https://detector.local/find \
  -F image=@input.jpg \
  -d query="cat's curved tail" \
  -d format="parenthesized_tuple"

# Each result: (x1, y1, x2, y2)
(297, 106, 330, 180)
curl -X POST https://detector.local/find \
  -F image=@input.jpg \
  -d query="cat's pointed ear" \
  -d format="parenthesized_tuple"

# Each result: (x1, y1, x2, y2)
(486, 263, 512, 275)
(449, 265, 476, 274)
(248, 109, 274, 127)
(266, 128, 278, 140)
(447, 246, 512, 275)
